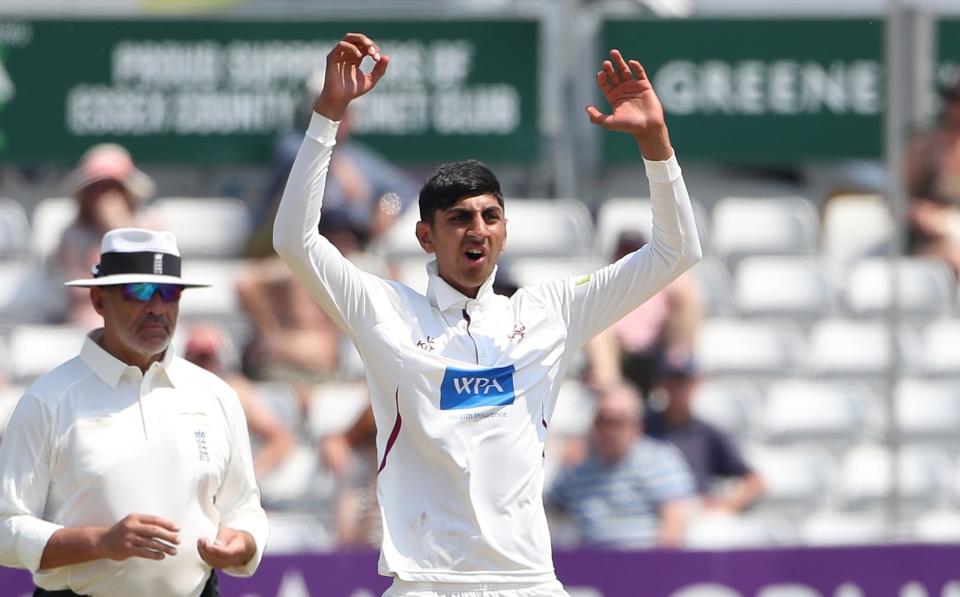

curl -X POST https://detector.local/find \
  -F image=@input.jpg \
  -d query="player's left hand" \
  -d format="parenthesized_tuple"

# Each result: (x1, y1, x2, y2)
(197, 528, 256, 569)
(586, 50, 667, 141)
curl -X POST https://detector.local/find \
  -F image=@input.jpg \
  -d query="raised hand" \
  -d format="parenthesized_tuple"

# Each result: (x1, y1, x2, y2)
(314, 33, 390, 122)
(587, 49, 672, 160)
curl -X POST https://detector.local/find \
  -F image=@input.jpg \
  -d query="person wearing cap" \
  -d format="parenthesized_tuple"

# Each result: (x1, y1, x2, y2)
(0, 228, 268, 596)
(54, 143, 163, 326)
(546, 383, 695, 549)
(905, 78, 960, 276)
(645, 357, 764, 513)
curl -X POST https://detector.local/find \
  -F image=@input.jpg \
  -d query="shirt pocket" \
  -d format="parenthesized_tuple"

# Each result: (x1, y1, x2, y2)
(57, 413, 144, 498)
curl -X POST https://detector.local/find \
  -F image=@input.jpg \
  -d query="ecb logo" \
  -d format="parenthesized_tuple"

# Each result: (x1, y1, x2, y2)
(440, 364, 516, 410)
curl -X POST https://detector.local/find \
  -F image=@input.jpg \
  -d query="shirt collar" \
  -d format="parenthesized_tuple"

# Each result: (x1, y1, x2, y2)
(425, 259, 498, 312)
(80, 328, 177, 388)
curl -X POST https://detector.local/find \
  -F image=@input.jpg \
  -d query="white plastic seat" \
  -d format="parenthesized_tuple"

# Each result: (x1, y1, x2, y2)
(177, 260, 245, 318)
(152, 197, 250, 258)
(895, 379, 960, 442)
(595, 197, 711, 260)
(800, 510, 887, 546)
(696, 319, 804, 377)
(263, 512, 332, 554)
(913, 510, 960, 543)
(762, 380, 867, 445)
(838, 444, 951, 510)
(30, 197, 75, 262)
(821, 194, 891, 278)
(549, 380, 595, 437)
(734, 257, 837, 318)
(745, 446, 837, 512)
(712, 197, 818, 263)
(807, 318, 919, 378)
(0, 262, 63, 322)
(9, 325, 89, 383)
(308, 381, 369, 439)
(684, 512, 793, 549)
(0, 199, 31, 259)
(691, 379, 760, 438)
(507, 257, 604, 289)
(921, 318, 960, 376)
(845, 257, 954, 317)
(690, 257, 735, 317)
(253, 381, 302, 434)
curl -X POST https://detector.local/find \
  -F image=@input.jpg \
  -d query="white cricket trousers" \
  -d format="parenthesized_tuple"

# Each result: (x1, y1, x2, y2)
(383, 579, 571, 597)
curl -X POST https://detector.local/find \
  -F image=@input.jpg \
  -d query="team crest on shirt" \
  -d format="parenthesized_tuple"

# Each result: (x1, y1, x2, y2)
(440, 364, 516, 410)
(416, 336, 436, 351)
(507, 322, 526, 343)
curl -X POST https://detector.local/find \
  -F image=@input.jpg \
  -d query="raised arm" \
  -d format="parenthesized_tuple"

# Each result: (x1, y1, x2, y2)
(272, 34, 395, 334)
(543, 50, 702, 349)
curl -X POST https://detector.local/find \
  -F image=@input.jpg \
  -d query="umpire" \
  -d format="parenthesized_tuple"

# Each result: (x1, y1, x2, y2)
(0, 228, 268, 596)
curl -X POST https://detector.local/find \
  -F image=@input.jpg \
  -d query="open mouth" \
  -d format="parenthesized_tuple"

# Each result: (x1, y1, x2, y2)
(464, 249, 485, 263)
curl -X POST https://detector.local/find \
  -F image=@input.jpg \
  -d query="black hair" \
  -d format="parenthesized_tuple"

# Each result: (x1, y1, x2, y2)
(418, 160, 504, 223)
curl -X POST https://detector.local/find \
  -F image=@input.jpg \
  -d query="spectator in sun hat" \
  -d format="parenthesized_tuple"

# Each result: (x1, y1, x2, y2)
(0, 227, 267, 597)
(52, 143, 165, 326)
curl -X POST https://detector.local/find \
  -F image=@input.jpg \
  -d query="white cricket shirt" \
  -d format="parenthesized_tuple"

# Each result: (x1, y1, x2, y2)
(274, 113, 701, 583)
(0, 330, 268, 597)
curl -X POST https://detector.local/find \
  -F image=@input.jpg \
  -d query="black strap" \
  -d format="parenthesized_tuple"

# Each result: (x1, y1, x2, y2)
(95, 251, 181, 278)
(34, 570, 218, 597)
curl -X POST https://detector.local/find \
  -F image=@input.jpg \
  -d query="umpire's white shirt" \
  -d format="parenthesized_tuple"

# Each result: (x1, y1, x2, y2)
(275, 113, 701, 583)
(0, 330, 268, 596)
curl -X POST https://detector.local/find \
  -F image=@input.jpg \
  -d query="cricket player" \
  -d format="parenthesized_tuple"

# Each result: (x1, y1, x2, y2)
(274, 33, 701, 597)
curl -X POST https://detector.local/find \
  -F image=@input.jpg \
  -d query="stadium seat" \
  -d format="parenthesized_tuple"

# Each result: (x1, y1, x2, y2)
(684, 512, 794, 549)
(821, 194, 891, 279)
(734, 256, 837, 319)
(549, 380, 595, 437)
(711, 197, 818, 264)
(807, 318, 917, 378)
(912, 510, 960, 543)
(263, 512, 333, 554)
(838, 444, 951, 510)
(0, 261, 63, 324)
(308, 381, 369, 439)
(254, 381, 303, 436)
(594, 197, 711, 261)
(745, 445, 837, 514)
(177, 259, 245, 318)
(389, 255, 432, 295)
(921, 318, 960, 376)
(258, 445, 324, 505)
(696, 319, 805, 378)
(895, 379, 960, 442)
(761, 380, 870, 445)
(30, 197, 75, 262)
(844, 257, 955, 317)
(691, 378, 761, 439)
(0, 199, 31, 260)
(9, 325, 89, 384)
(507, 257, 604, 289)
(800, 510, 887, 546)
(689, 257, 735, 317)
(152, 197, 251, 258)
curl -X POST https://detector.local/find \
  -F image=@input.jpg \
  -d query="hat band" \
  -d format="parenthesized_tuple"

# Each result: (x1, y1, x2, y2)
(95, 251, 181, 278)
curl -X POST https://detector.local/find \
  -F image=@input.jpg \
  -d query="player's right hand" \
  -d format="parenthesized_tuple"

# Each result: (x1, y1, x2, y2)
(315, 33, 390, 121)
(98, 513, 181, 561)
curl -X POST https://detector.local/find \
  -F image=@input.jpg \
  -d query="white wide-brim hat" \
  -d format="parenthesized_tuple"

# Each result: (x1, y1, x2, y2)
(65, 228, 210, 288)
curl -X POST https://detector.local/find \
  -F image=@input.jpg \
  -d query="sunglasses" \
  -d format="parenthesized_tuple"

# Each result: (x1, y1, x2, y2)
(119, 282, 183, 303)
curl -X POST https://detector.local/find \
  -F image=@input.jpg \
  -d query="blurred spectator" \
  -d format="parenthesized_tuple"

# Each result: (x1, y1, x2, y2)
(327, 406, 382, 549)
(234, 257, 342, 409)
(546, 383, 695, 549)
(53, 144, 161, 326)
(586, 230, 703, 396)
(183, 324, 296, 480)
(906, 79, 960, 275)
(246, 76, 419, 258)
(645, 358, 764, 513)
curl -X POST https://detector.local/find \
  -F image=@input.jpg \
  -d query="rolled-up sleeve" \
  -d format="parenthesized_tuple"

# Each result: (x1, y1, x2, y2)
(215, 391, 268, 577)
(0, 392, 62, 572)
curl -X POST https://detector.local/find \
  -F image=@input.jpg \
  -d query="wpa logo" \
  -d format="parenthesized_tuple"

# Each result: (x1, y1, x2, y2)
(440, 364, 516, 410)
